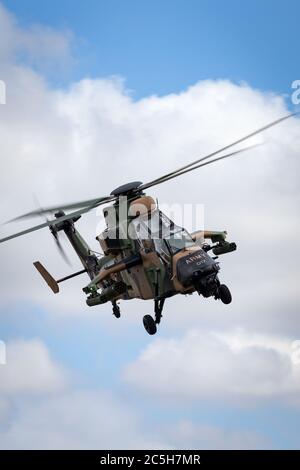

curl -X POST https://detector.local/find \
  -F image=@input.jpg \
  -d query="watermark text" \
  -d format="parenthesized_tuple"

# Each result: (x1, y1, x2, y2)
(291, 340, 300, 365)
(0, 80, 6, 104)
(291, 80, 300, 105)
(0, 340, 6, 365)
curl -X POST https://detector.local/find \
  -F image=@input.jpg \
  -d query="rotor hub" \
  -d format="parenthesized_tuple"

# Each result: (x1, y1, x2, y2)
(110, 181, 143, 197)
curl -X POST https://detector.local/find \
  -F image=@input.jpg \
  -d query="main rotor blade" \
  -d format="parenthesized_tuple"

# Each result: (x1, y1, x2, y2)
(143, 142, 263, 190)
(0, 202, 101, 244)
(140, 112, 298, 191)
(0, 220, 52, 243)
(10, 195, 114, 222)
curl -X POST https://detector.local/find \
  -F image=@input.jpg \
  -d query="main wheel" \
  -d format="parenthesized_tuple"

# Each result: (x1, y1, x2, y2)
(112, 303, 121, 318)
(113, 306, 120, 318)
(219, 284, 232, 304)
(143, 315, 157, 335)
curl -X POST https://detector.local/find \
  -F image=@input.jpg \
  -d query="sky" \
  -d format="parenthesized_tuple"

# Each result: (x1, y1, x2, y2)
(4, 0, 300, 98)
(0, 0, 300, 449)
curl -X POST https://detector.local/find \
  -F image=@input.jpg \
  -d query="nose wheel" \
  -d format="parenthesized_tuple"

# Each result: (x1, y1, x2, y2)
(218, 284, 232, 304)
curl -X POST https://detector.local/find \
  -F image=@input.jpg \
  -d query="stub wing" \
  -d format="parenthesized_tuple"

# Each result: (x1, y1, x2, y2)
(191, 230, 236, 255)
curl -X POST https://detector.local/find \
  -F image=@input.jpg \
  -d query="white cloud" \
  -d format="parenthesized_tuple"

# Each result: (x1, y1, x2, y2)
(124, 328, 300, 406)
(0, 338, 165, 449)
(0, 340, 268, 450)
(0, 336, 270, 449)
(0, 385, 269, 450)
(162, 420, 270, 450)
(0, 3, 73, 69)
(0, 339, 66, 394)
(0, 389, 167, 450)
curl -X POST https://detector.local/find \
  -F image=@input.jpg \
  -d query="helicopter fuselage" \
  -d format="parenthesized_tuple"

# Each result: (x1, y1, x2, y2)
(82, 195, 232, 307)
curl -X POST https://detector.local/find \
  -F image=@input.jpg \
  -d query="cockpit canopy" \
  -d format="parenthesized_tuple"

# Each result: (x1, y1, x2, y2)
(130, 209, 195, 257)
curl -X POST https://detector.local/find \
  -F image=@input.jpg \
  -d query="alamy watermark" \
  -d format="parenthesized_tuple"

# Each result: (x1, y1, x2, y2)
(291, 340, 300, 365)
(95, 197, 205, 240)
(0, 80, 6, 104)
(291, 80, 300, 105)
(0, 340, 6, 365)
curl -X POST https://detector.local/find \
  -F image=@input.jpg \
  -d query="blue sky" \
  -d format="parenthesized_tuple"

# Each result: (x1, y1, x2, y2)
(5, 0, 300, 98)
(0, 0, 300, 450)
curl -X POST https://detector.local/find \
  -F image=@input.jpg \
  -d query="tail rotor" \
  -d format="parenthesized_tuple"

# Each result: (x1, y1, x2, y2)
(49, 221, 71, 266)
(34, 197, 71, 266)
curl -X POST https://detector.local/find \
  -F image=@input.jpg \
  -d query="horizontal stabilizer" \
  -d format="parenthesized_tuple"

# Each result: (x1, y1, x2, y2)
(33, 261, 59, 294)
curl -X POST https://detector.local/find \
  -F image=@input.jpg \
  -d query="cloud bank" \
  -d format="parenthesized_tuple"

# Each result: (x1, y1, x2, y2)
(0, 338, 269, 449)
(124, 328, 300, 406)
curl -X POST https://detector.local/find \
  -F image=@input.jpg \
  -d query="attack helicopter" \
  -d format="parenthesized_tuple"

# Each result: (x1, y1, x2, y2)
(0, 113, 296, 334)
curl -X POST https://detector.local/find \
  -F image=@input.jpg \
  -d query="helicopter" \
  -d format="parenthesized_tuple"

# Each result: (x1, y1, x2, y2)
(0, 113, 297, 334)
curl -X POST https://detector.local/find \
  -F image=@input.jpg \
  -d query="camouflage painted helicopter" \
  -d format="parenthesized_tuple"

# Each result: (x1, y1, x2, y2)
(0, 113, 296, 334)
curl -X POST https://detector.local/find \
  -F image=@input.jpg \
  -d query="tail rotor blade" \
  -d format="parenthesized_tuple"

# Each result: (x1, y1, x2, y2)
(35, 195, 71, 266)
(51, 230, 71, 266)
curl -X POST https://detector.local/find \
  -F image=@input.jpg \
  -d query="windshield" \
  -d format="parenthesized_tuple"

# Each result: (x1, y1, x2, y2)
(130, 209, 195, 255)
(167, 228, 195, 254)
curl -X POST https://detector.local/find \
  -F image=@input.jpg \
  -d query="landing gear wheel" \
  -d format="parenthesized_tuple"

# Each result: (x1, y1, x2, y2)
(219, 284, 232, 304)
(143, 315, 157, 335)
(112, 301, 121, 318)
